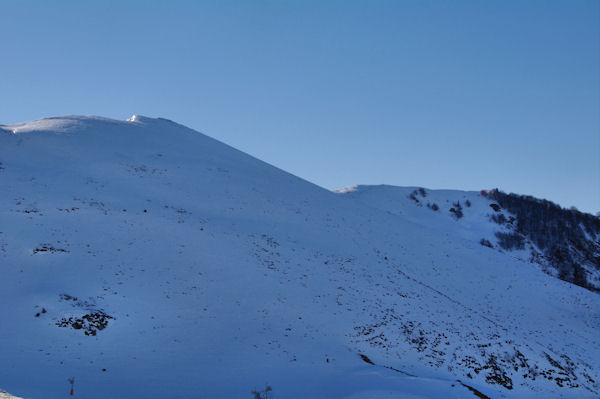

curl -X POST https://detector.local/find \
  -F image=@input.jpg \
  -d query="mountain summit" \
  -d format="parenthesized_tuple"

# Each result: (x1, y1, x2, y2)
(0, 116, 598, 399)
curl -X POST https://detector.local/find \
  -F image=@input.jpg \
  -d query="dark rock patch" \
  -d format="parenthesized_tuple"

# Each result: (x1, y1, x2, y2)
(33, 244, 68, 254)
(56, 311, 114, 336)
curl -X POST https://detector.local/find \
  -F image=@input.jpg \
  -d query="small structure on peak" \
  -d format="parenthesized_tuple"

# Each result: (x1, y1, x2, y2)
(251, 384, 272, 399)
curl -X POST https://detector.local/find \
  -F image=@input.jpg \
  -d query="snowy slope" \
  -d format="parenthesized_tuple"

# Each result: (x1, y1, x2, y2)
(0, 116, 598, 399)
(0, 391, 22, 399)
(336, 184, 600, 289)
(334, 185, 528, 263)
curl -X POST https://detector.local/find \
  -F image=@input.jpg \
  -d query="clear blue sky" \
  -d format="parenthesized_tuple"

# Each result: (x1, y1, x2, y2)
(1, 0, 598, 213)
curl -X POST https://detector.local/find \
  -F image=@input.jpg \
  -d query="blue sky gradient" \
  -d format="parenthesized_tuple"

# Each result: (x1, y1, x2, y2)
(1, 0, 598, 212)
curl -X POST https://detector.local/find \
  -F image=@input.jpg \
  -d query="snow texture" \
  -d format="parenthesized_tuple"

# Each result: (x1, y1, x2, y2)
(0, 116, 598, 399)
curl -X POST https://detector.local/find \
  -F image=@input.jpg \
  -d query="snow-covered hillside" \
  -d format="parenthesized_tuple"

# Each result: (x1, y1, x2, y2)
(337, 185, 600, 291)
(0, 116, 598, 399)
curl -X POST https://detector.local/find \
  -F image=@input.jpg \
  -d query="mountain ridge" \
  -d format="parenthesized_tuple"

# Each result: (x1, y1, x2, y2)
(335, 184, 600, 291)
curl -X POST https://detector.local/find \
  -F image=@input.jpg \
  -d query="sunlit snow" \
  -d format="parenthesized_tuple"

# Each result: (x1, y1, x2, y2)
(0, 116, 598, 399)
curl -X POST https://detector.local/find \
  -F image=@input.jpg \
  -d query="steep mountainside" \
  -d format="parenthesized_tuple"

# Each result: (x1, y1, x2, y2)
(482, 189, 600, 291)
(0, 116, 598, 399)
(337, 185, 600, 292)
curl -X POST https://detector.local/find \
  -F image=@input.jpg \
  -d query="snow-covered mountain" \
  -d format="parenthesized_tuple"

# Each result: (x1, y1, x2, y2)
(337, 185, 600, 292)
(0, 116, 598, 399)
